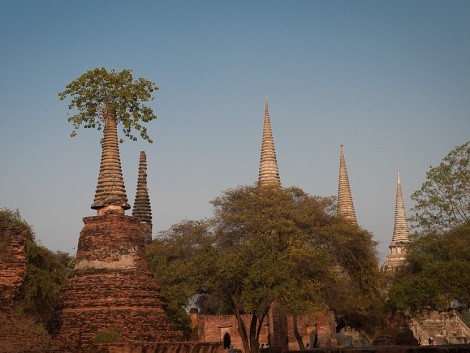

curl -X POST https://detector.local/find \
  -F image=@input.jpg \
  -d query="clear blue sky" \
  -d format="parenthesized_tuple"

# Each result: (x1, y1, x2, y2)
(1, 1, 469, 262)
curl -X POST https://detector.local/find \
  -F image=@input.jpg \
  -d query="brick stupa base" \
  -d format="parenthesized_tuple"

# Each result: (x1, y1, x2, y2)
(52, 213, 182, 350)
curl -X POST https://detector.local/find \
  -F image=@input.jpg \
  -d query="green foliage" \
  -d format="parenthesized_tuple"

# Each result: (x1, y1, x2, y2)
(93, 327, 121, 344)
(147, 220, 210, 337)
(53, 250, 75, 274)
(386, 222, 470, 313)
(59, 67, 158, 142)
(410, 141, 470, 232)
(0, 208, 35, 240)
(18, 241, 69, 325)
(320, 222, 384, 334)
(0, 208, 69, 325)
(148, 185, 382, 352)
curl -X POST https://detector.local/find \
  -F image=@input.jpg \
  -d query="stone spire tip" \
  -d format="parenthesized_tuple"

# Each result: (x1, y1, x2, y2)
(258, 98, 281, 188)
(337, 145, 357, 225)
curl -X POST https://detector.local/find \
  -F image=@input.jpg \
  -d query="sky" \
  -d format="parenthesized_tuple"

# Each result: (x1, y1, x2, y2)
(1, 1, 469, 263)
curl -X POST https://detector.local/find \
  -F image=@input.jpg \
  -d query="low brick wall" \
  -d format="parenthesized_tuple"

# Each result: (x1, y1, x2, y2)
(302, 345, 470, 353)
(91, 342, 223, 353)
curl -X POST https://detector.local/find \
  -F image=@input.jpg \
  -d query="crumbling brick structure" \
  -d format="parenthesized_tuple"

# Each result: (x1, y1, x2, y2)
(52, 113, 182, 350)
(0, 218, 56, 353)
(0, 226, 27, 308)
(52, 213, 182, 350)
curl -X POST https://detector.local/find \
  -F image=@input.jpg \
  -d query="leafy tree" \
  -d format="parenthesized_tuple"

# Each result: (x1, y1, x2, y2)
(59, 67, 158, 142)
(410, 141, 470, 232)
(320, 222, 384, 335)
(148, 186, 382, 353)
(386, 222, 470, 314)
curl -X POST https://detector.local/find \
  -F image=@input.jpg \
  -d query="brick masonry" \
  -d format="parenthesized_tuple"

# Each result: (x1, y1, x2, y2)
(52, 213, 183, 350)
(0, 226, 26, 308)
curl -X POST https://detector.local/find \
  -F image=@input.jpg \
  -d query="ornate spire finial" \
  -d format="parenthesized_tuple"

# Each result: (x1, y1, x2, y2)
(258, 98, 281, 188)
(392, 171, 410, 244)
(91, 113, 130, 215)
(337, 145, 357, 225)
(133, 151, 152, 227)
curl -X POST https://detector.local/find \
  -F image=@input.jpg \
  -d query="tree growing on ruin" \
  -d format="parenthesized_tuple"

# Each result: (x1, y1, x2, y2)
(147, 186, 382, 353)
(59, 67, 158, 143)
(410, 141, 470, 232)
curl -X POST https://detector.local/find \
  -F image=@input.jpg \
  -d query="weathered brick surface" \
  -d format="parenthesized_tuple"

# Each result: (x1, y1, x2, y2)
(0, 311, 57, 353)
(0, 226, 26, 308)
(196, 314, 271, 350)
(55, 342, 224, 353)
(305, 346, 470, 353)
(53, 213, 183, 350)
(195, 309, 337, 352)
(0, 224, 59, 353)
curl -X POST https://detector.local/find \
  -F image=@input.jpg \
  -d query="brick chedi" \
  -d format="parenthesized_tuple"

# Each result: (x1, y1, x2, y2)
(53, 112, 182, 350)
(258, 98, 281, 188)
(337, 145, 358, 225)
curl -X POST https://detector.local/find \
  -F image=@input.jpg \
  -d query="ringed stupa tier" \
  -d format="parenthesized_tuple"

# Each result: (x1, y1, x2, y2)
(133, 151, 153, 242)
(337, 145, 357, 225)
(258, 99, 281, 188)
(382, 172, 411, 272)
(91, 113, 130, 215)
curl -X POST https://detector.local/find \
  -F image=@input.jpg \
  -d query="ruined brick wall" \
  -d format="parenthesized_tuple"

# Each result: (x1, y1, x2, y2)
(0, 224, 56, 353)
(315, 312, 337, 348)
(196, 309, 337, 353)
(285, 312, 337, 350)
(53, 213, 183, 350)
(286, 315, 312, 350)
(269, 301, 288, 351)
(0, 226, 27, 308)
(197, 314, 270, 351)
(59, 342, 223, 353)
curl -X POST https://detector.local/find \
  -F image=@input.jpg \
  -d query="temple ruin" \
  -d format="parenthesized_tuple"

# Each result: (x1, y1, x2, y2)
(51, 114, 183, 350)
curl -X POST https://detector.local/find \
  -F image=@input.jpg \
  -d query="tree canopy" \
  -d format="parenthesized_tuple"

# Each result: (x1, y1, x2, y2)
(410, 141, 470, 232)
(386, 222, 470, 314)
(147, 185, 382, 352)
(59, 67, 158, 142)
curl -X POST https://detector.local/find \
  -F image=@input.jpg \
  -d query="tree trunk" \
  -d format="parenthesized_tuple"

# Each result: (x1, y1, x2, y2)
(234, 307, 251, 353)
(234, 310, 264, 353)
(293, 314, 306, 350)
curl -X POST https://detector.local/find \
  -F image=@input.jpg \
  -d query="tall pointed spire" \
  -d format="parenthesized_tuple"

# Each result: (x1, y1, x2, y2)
(382, 172, 411, 271)
(91, 113, 130, 215)
(337, 145, 357, 225)
(258, 98, 281, 188)
(133, 151, 152, 229)
(392, 172, 410, 244)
